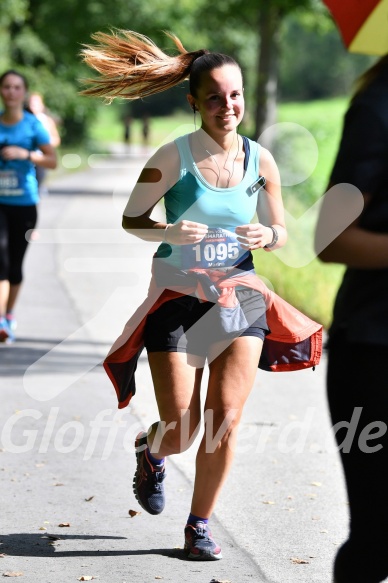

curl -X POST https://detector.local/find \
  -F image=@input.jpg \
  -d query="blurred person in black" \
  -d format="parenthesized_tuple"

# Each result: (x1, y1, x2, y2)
(315, 55, 388, 583)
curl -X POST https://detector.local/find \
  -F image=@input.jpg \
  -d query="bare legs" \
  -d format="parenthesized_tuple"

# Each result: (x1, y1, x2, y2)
(0, 280, 21, 317)
(191, 337, 262, 517)
(6, 282, 21, 313)
(147, 336, 263, 518)
(0, 280, 10, 316)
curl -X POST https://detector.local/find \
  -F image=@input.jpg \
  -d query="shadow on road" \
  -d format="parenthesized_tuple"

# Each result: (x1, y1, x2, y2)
(0, 533, 185, 559)
(0, 338, 108, 377)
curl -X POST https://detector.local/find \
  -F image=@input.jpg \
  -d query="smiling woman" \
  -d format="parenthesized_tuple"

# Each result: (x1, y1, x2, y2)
(81, 29, 321, 562)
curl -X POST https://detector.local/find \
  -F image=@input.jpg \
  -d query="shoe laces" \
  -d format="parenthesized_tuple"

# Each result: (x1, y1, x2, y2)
(145, 465, 165, 493)
(192, 522, 209, 539)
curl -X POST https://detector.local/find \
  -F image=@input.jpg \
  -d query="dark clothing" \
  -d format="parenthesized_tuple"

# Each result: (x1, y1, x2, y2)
(329, 71, 388, 345)
(0, 203, 37, 283)
(327, 68, 388, 583)
(144, 288, 269, 356)
(327, 333, 388, 583)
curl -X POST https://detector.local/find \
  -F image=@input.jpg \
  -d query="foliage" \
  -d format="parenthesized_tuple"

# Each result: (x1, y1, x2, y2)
(279, 13, 375, 101)
(0, 0, 377, 146)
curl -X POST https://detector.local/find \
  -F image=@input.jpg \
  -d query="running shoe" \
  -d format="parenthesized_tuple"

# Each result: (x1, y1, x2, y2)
(133, 431, 166, 515)
(184, 522, 222, 560)
(5, 313, 17, 332)
(0, 317, 12, 342)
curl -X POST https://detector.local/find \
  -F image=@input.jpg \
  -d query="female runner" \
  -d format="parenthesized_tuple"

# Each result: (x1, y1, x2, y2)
(0, 70, 57, 342)
(81, 30, 315, 560)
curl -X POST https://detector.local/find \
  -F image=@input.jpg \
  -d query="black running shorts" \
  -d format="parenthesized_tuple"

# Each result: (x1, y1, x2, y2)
(144, 288, 269, 357)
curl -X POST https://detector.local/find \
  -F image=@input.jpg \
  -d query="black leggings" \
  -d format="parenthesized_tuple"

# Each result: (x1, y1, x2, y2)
(0, 203, 37, 284)
(327, 332, 388, 583)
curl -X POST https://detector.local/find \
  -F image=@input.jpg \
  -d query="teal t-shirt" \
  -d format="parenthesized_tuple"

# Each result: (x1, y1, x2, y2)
(156, 134, 261, 269)
(0, 111, 50, 205)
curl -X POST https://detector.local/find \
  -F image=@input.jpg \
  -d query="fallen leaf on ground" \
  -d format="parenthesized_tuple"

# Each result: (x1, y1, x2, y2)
(2, 572, 24, 577)
(53, 483, 64, 487)
(290, 557, 310, 564)
(85, 496, 95, 502)
(210, 579, 232, 583)
(262, 500, 275, 505)
(128, 510, 141, 517)
(155, 577, 163, 580)
(311, 481, 322, 487)
(58, 523, 70, 527)
(38, 527, 47, 531)
(77, 577, 96, 581)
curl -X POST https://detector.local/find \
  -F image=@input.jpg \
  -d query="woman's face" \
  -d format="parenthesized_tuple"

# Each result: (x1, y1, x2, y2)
(190, 64, 244, 137)
(0, 74, 27, 109)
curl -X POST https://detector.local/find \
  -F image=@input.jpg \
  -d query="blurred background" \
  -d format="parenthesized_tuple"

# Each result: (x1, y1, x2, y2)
(0, 0, 377, 329)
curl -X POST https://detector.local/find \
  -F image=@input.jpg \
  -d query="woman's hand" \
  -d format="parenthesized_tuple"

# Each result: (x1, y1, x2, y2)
(235, 223, 273, 250)
(165, 220, 208, 245)
(0, 146, 29, 161)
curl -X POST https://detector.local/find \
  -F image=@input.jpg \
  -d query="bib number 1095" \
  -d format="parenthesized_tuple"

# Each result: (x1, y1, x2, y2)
(193, 241, 238, 263)
(181, 228, 242, 269)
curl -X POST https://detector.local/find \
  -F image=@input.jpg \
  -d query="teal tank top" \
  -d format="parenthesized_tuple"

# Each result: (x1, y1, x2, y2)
(155, 133, 261, 269)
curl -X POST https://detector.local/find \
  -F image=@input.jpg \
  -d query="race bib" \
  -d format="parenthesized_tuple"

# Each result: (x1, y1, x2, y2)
(0, 170, 24, 196)
(182, 227, 244, 269)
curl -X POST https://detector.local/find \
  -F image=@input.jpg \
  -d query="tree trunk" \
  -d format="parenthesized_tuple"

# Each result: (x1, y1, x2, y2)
(254, 3, 282, 148)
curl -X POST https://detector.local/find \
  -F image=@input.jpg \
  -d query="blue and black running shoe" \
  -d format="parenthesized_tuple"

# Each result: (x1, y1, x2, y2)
(0, 317, 14, 343)
(133, 431, 166, 515)
(184, 522, 222, 560)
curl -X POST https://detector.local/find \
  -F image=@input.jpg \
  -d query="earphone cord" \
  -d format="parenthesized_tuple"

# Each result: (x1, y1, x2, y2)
(205, 133, 239, 188)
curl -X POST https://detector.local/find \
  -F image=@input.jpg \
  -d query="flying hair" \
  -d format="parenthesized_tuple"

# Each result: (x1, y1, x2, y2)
(80, 29, 209, 101)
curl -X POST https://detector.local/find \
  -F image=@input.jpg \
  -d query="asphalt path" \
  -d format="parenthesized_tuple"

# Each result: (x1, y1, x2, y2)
(0, 144, 350, 583)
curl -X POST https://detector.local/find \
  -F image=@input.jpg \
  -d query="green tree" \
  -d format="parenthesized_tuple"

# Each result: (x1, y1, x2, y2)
(194, 0, 325, 142)
(14, 0, 210, 142)
(0, 0, 28, 71)
(1, 0, 368, 145)
(278, 12, 374, 101)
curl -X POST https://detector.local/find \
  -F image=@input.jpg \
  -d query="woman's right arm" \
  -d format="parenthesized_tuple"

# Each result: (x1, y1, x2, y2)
(122, 141, 207, 244)
(122, 141, 178, 241)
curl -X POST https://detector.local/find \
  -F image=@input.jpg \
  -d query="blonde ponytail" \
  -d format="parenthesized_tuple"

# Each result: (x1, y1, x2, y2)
(80, 29, 208, 101)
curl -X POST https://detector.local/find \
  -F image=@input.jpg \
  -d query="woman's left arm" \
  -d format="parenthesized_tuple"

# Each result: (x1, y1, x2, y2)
(32, 143, 57, 169)
(235, 147, 287, 251)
